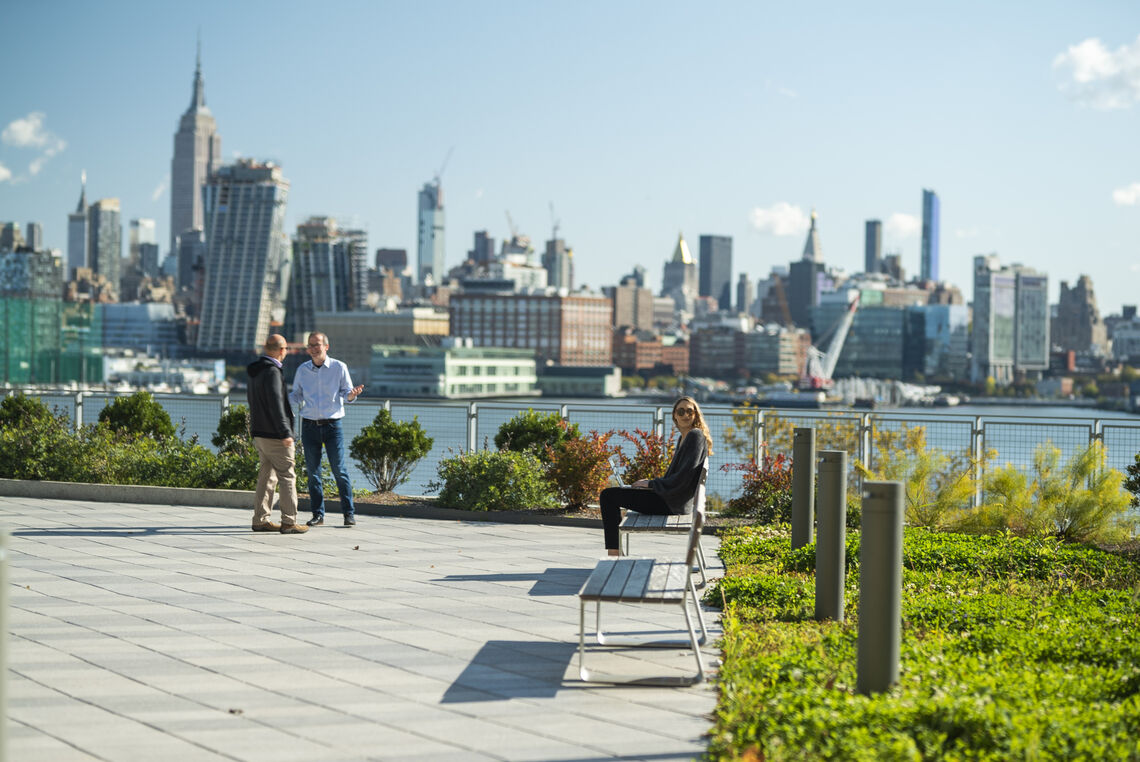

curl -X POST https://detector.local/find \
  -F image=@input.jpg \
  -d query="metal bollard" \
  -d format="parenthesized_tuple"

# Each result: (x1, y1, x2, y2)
(791, 427, 816, 550)
(815, 450, 847, 622)
(856, 480, 904, 695)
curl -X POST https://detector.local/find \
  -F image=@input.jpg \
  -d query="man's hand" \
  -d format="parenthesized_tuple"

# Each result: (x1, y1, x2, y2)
(348, 384, 364, 402)
(633, 479, 650, 489)
(283, 437, 294, 449)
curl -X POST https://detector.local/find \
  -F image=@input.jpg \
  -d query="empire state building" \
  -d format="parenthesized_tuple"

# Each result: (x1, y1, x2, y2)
(170, 46, 221, 256)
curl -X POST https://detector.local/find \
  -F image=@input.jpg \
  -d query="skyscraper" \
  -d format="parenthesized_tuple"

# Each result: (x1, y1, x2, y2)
(67, 172, 88, 277)
(698, 234, 733, 311)
(170, 44, 221, 255)
(970, 253, 1047, 384)
(25, 222, 43, 251)
(864, 219, 882, 274)
(542, 238, 573, 290)
(285, 217, 368, 341)
(197, 160, 290, 355)
(661, 233, 697, 314)
(88, 199, 122, 301)
(736, 273, 754, 315)
(416, 180, 445, 283)
(921, 189, 940, 282)
(469, 231, 494, 265)
(788, 211, 826, 328)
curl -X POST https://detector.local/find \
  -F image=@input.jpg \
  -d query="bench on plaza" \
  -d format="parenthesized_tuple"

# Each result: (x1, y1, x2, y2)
(577, 472, 709, 686)
(619, 460, 709, 588)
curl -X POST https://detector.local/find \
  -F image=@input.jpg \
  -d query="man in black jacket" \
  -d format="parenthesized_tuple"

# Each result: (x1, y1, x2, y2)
(247, 334, 307, 533)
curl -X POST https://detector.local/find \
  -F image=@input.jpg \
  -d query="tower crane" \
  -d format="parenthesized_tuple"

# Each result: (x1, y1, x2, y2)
(799, 297, 858, 390)
(549, 201, 560, 242)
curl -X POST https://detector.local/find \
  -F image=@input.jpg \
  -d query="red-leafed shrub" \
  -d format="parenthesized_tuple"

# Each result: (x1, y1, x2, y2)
(613, 427, 675, 484)
(721, 452, 793, 523)
(546, 430, 614, 510)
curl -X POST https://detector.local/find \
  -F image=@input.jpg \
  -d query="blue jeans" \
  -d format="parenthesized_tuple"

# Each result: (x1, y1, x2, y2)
(301, 419, 355, 521)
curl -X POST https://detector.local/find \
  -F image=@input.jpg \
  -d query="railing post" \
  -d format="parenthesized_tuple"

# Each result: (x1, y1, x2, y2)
(74, 391, 84, 431)
(815, 450, 847, 622)
(859, 412, 873, 473)
(383, 399, 391, 412)
(857, 480, 904, 695)
(654, 406, 666, 442)
(751, 409, 765, 464)
(972, 416, 984, 509)
(791, 427, 816, 550)
(467, 402, 478, 452)
(559, 403, 569, 422)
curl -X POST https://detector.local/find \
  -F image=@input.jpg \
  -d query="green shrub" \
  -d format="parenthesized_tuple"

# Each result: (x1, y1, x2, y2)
(430, 449, 557, 511)
(720, 453, 793, 522)
(545, 430, 613, 510)
(1123, 451, 1140, 508)
(213, 404, 252, 453)
(0, 393, 56, 429)
(494, 409, 579, 462)
(349, 408, 434, 492)
(856, 424, 983, 529)
(959, 442, 1136, 543)
(97, 391, 176, 439)
(613, 427, 674, 484)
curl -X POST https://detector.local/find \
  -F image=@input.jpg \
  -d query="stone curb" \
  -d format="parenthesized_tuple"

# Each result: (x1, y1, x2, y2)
(0, 478, 603, 529)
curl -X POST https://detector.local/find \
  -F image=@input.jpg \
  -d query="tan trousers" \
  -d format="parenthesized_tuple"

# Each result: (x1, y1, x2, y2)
(253, 437, 299, 526)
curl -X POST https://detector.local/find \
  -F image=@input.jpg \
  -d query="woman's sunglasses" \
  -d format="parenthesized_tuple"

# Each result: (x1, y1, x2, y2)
(675, 407, 696, 416)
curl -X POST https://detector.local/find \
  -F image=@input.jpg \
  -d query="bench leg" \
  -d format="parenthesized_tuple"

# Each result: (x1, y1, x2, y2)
(694, 537, 708, 589)
(578, 597, 706, 686)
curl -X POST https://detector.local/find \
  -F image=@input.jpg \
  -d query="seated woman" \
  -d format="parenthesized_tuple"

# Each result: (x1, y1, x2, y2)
(601, 396, 712, 556)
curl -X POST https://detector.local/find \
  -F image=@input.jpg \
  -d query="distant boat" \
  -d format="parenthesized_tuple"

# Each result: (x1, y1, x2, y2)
(757, 390, 826, 409)
(933, 394, 961, 407)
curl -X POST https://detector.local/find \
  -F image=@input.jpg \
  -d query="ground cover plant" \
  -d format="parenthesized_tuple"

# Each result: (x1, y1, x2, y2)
(706, 525, 1140, 761)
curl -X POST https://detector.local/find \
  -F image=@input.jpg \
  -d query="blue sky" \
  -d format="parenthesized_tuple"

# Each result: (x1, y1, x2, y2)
(2, 1, 1138, 313)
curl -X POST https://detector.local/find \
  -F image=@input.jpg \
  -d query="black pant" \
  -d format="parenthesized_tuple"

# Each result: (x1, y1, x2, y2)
(600, 487, 681, 550)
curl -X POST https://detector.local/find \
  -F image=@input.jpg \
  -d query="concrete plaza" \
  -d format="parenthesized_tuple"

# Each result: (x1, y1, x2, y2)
(3, 496, 721, 761)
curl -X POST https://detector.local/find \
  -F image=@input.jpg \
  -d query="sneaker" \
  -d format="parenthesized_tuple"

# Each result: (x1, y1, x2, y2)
(306, 516, 324, 526)
(252, 522, 281, 532)
(280, 523, 309, 534)
(343, 517, 356, 527)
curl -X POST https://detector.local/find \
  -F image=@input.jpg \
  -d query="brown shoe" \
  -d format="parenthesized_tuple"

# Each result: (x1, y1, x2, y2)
(280, 523, 309, 534)
(252, 522, 281, 532)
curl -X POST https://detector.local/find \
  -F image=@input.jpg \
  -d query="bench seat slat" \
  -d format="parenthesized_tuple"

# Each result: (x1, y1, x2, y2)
(617, 559, 655, 601)
(579, 559, 617, 598)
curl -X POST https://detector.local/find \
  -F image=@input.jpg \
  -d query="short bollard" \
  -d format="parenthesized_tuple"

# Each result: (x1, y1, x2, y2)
(1, 528, 7, 762)
(856, 481, 904, 695)
(815, 450, 847, 622)
(791, 427, 816, 550)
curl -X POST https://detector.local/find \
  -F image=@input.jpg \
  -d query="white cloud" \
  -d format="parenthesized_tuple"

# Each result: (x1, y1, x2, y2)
(884, 213, 921, 238)
(0, 162, 11, 183)
(749, 202, 809, 236)
(1053, 35, 1140, 109)
(1112, 182, 1140, 205)
(2, 112, 67, 176)
(151, 176, 169, 202)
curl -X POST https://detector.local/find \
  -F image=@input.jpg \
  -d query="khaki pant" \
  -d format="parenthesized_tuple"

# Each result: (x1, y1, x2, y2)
(253, 437, 299, 526)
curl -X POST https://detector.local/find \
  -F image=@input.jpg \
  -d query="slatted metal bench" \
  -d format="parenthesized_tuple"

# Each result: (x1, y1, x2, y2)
(619, 460, 709, 587)
(577, 478, 709, 685)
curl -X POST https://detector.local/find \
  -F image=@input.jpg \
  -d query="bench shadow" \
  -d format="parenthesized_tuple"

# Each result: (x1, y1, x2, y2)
(441, 640, 577, 703)
(435, 567, 592, 596)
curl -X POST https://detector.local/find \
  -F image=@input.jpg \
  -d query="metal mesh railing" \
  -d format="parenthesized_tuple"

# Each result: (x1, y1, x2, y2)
(982, 420, 1093, 473)
(1102, 423, 1140, 476)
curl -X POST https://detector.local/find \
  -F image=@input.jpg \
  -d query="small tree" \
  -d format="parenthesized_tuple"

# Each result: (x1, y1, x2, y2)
(545, 430, 614, 510)
(0, 393, 55, 429)
(98, 391, 176, 439)
(720, 453, 794, 523)
(430, 449, 557, 511)
(1126, 452, 1140, 508)
(350, 408, 434, 492)
(495, 409, 579, 462)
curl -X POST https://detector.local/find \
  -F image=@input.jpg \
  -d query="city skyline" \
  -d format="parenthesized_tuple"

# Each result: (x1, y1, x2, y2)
(1, 1, 1138, 313)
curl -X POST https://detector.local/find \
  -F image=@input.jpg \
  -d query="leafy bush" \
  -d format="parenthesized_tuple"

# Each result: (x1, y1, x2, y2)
(430, 449, 557, 512)
(707, 525, 1140, 761)
(494, 409, 579, 462)
(855, 424, 984, 529)
(958, 442, 1135, 543)
(349, 408, 434, 492)
(213, 404, 252, 453)
(720, 453, 793, 522)
(545, 430, 613, 510)
(613, 427, 674, 484)
(97, 391, 176, 439)
(0, 393, 56, 429)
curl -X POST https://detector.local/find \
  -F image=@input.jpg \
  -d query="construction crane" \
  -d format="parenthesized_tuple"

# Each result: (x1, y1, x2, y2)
(504, 210, 518, 239)
(799, 297, 858, 390)
(434, 147, 453, 185)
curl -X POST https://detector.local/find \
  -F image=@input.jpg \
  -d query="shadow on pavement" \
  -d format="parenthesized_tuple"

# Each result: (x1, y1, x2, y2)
(441, 640, 577, 702)
(435, 567, 592, 596)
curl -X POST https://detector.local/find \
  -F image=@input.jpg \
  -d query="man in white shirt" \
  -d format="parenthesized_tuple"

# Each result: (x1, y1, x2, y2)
(289, 332, 363, 526)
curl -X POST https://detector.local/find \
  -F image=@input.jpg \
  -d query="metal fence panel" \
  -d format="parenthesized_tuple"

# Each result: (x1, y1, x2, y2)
(1101, 423, 1140, 475)
(982, 420, 1093, 474)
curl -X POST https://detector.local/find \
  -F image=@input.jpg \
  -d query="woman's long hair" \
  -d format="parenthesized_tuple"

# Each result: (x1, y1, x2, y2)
(673, 396, 713, 453)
